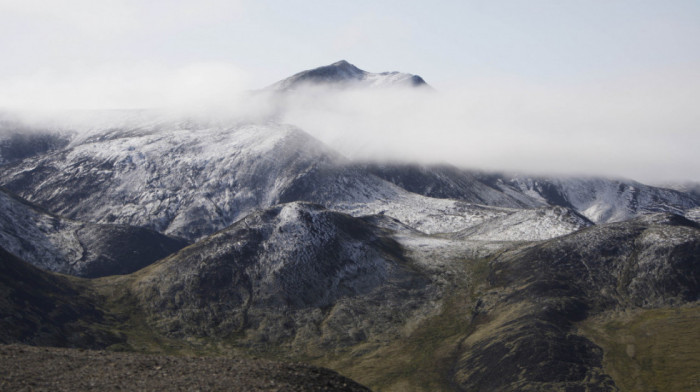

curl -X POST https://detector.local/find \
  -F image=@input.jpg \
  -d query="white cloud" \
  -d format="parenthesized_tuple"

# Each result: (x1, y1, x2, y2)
(0, 62, 250, 110)
(275, 68, 700, 183)
(4, 63, 697, 183)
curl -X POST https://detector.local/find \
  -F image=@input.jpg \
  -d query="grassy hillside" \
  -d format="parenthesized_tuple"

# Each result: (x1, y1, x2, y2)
(579, 305, 700, 392)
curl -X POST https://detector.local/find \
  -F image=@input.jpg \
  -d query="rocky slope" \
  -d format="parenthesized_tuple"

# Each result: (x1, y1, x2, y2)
(124, 202, 437, 355)
(454, 213, 699, 391)
(0, 344, 371, 392)
(451, 205, 592, 242)
(0, 188, 187, 277)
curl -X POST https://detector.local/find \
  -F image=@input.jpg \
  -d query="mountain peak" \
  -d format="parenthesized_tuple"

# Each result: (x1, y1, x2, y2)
(266, 61, 429, 91)
(330, 59, 353, 68)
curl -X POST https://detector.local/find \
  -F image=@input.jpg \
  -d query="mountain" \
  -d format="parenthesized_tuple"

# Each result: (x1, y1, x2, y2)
(106, 208, 700, 390)
(363, 163, 699, 224)
(1, 61, 699, 391)
(0, 122, 587, 242)
(0, 123, 343, 240)
(0, 188, 187, 277)
(0, 118, 70, 165)
(266, 60, 429, 91)
(502, 175, 698, 223)
(455, 213, 699, 391)
(127, 202, 436, 351)
(2, 203, 697, 390)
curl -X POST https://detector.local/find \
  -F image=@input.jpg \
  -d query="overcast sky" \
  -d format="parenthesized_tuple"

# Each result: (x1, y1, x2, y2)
(0, 0, 698, 182)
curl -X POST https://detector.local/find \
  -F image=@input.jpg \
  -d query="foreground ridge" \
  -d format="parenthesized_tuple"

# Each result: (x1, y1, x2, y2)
(0, 344, 371, 392)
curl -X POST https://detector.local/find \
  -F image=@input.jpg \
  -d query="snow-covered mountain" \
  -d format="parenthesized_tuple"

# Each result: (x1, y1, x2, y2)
(0, 120, 695, 244)
(364, 163, 699, 224)
(1, 61, 700, 392)
(0, 121, 594, 242)
(266, 60, 429, 91)
(502, 175, 698, 223)
(0, 123, 342, 240)
(0, 62, 694, 244)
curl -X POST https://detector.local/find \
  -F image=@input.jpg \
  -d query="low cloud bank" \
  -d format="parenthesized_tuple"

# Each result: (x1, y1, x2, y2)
(1, 65, 698, 183)
(274, 71, 699, 183)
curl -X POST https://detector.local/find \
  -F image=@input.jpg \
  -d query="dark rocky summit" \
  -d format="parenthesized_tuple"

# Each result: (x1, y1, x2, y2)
(266, 60, 430, 91)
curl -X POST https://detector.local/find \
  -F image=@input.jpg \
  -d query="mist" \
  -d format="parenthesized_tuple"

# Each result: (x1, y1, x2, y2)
(1, 64, 698, 184)
(273, 71, 699, 184)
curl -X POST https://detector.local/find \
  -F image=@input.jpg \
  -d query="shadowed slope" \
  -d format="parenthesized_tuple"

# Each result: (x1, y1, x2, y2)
(0, 246, 123, 348)
(0, 188, 187, 277)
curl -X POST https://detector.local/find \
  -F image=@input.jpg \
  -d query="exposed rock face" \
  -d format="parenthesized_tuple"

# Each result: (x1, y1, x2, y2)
(0, 246, 123, 348)
(0, 188, 187, 277)
(453, 213, 700, 391)
(131, 202, 436, 352)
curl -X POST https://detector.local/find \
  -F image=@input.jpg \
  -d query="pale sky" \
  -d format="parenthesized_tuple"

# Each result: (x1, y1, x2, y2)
(0, 0, 698, 182)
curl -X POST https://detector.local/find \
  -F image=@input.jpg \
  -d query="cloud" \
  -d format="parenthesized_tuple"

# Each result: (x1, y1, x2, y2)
(274, 68, 700, 183)
(1, 61, 697, 184)
(0, 62, 250, 111)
